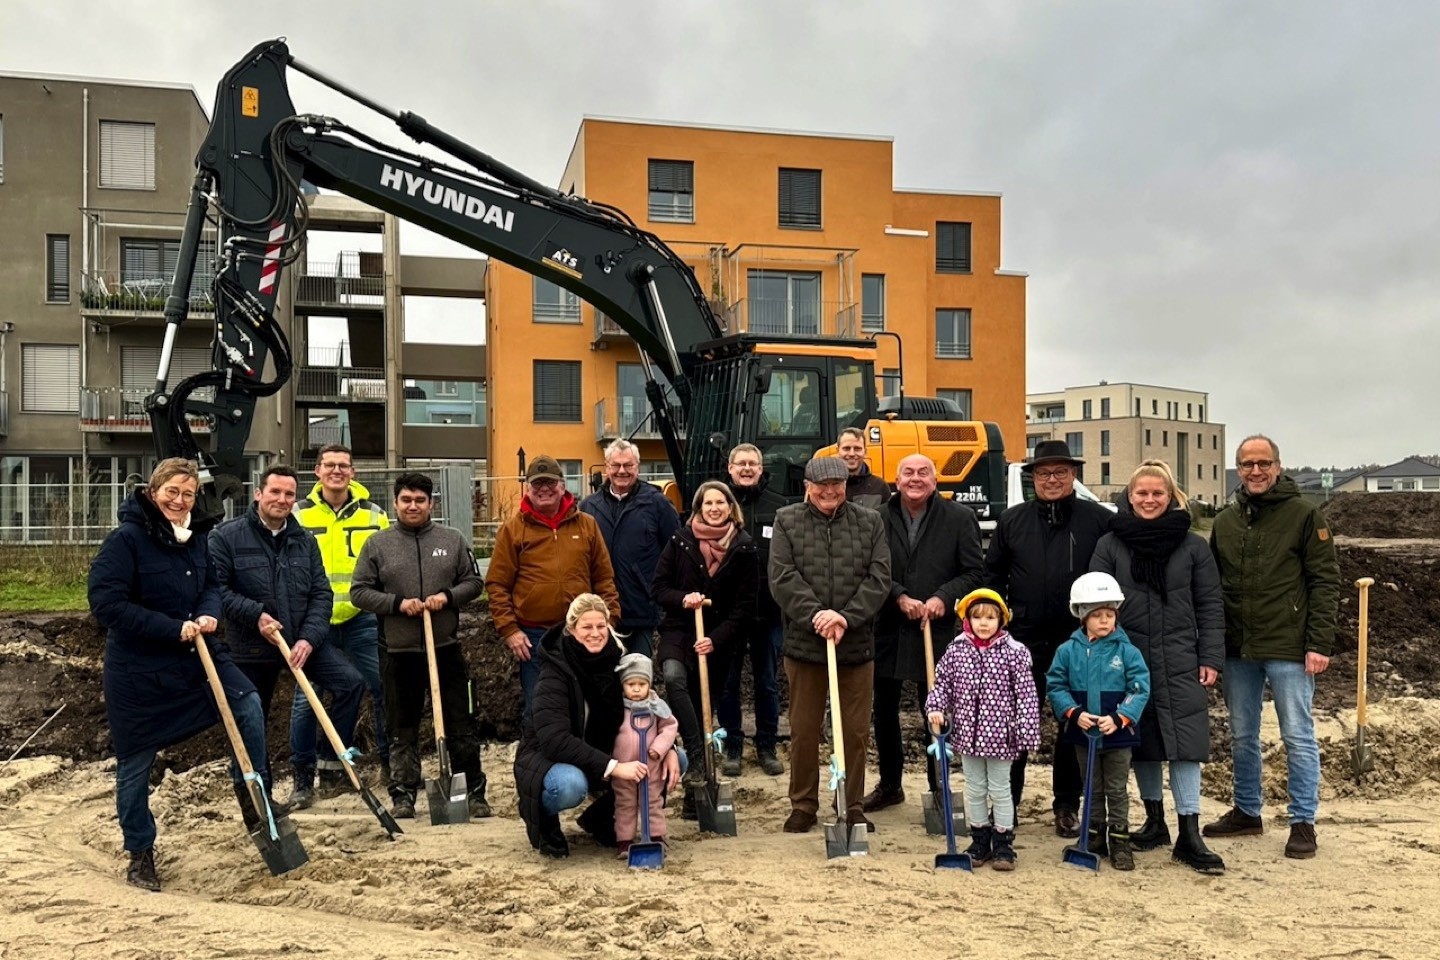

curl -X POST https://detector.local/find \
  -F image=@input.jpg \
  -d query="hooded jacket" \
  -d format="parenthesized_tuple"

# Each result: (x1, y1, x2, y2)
(293, 479, 390, 624)
(1045, 625, 1151, 749)
(580, 480, 679, 629)
(349, 519, 483, 652)
(485, 497, 620, 637)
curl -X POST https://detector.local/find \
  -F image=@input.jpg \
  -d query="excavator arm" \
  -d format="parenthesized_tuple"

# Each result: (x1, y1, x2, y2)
(149, 39, 721, 519)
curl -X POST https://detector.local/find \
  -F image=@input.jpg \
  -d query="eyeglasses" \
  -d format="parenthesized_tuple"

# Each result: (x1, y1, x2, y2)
(1238, 460, 1276, 472)
(158, 486, 197, 502)
(318, 462, 353, 472)
(530, 478, 562, 489)
(730, 460, 761, 469)
(1033, 468, 1073, 481)
(608, 463, 637, 473)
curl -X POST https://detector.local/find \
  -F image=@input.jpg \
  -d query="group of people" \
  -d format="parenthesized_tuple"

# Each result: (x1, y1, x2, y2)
(90, 427, 1336, 888)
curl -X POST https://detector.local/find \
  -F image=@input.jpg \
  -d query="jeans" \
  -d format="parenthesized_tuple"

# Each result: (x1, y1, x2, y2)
(619, 626, 653, 660)
(961, 755, 1015, 830)
(542, 749, 689, 815)
(718, 620, 781, 751)
(1222, 657, 1319, 824)
(117, 689, 267, 852)
(1134, 760, 1203, 816)
(290, 614, 386, 769)
(518, 624, 549, 722)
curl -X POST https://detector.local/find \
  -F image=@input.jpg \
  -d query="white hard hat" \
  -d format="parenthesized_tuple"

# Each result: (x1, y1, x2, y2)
(1069, 571, 1125, 619)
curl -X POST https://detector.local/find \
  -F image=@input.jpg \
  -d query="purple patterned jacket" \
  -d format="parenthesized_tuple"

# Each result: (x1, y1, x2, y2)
(926, 628, 1042, 760)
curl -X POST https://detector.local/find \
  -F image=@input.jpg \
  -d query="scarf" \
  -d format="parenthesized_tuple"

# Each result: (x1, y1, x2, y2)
(171, 512, 194, 544)
(1109, 506, 1192, 602)
(563, 634, 624, 752)
(689, 517, 736, 576)
(521, 492, 575, 531)
(622, 692, 673, 720)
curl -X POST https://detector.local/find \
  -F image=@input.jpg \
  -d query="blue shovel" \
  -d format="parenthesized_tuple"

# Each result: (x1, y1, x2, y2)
(627, 709, 665, 870)
(1062, 728, 1103, 872)
(931, 722, 971, 871)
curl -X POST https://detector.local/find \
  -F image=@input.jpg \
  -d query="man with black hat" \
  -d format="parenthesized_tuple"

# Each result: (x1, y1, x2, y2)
(984, 440, 1113, 837)
(770, 456, 891, 835)
(486, 455, 620, 718)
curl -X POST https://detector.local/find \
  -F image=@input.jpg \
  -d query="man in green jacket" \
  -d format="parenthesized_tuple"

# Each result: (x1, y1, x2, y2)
(1205, 435, 1338, 860)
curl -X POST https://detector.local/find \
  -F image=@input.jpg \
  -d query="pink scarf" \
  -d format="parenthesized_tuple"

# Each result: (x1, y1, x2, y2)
(690, 517, 736, 576)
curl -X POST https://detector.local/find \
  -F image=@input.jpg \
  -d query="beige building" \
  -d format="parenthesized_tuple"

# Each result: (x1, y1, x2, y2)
(1025, 382, 1226, 506)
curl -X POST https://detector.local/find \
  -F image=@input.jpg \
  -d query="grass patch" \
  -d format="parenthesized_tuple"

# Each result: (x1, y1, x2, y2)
(0, 544, 93, 613)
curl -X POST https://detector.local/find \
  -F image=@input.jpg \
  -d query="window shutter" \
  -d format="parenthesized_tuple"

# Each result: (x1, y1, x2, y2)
(122, 345, 215, 407)
(46, 235, 70, 302)
(533, 361, 581, 422)
(22, 344, 80, 413)
(778, 169, 821, 227)
(99, 121, 156, 190)
(936, 222, 972, 272)
(648, 160, 693, 193)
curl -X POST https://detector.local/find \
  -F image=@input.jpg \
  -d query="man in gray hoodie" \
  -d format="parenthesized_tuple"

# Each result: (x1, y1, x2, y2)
(351, 472, 487, 820)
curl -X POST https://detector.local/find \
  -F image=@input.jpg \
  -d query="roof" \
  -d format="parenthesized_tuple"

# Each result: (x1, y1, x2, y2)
(1363, 457, 1440, 479)
(0, 69, 207, 115)
(580, 115, 892, 143)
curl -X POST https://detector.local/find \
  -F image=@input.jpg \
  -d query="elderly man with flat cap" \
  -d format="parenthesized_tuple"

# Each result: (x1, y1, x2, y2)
(769, 456, 891, 835)
(984, 439, 1113, 837)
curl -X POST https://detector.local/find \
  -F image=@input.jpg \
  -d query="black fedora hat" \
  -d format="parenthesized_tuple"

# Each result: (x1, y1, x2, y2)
(1022, 439, 1085, 472)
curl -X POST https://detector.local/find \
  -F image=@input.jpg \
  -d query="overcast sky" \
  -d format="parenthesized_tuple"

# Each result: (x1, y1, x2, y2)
(4, 1, 1435, 467)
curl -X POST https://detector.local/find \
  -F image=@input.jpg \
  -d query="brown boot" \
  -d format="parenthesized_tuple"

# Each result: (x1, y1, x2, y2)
(1284, 822, 1317, 859)
(1203, 807, 1264, 837)
(126, 848, 160, 892)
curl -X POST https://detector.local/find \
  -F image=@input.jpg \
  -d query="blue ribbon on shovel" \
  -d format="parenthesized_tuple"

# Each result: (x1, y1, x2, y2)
(339, 745, 363, 767)
(244, 770, 279, 841)
(926, 739, 957, 763)
(828, 756, 845, 792)
(707, 726, 728, 754)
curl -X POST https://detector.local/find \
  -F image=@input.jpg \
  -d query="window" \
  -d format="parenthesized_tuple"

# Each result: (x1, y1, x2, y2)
(1187, 402, 1193, 419)
(122, 346, 214, 410)
(880, 367, 900, 399)
(936, 222, 972, 272)
(1213, 465, 1219, 480)
(759, 368, 822, 437)
(1199, 405, 1205, 421)
(119, 236, 217, 302)
(435, 381, 459, 397)
(1163, 430, 1169, 447)
(46, 235, 70, 302)
(1082, 399, 1092, 420)
(1423, 477, 1439, 490)
(532, 276, 580, 322)
(1065, 432, 1083, 456)
(1198, 464, 1204, 480)
(1145, 429, 1152, 445)
(1101, 397, 1110, 419)
(747, 269, 820, 335)
(430, 411, 472, 425)
(616, 363, 679, 436)
(647, 159, 694, 223)
(778, 168, 821, 228)
(833, 361, 868, 433)
(22, 344, 80, 413)
(937, 388, 972, 419)
(1152, 399, 1158, 414)
(1101, 430, 1110, 456)
(1135, 398, 1141, 416)
(533, 361, 581, 422)
(936, 309, 972, 358)
(99, 120, 156, 190)
(0, 113, 5, 183)
(1101, 463, 1111, 485)
(1213, 434, 1218, 450)
(861, 274, 886, 332)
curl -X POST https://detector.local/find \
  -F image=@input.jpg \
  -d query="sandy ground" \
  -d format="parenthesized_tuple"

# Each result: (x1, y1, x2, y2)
(2, 699, 1437, 960)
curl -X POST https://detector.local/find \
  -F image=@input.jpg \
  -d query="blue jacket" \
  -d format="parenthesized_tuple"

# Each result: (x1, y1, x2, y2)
(89, 489, 254, 760)
(1045, 625, 1150, 749)
(210, 503, 333, 663)
(579, 481, 679, 628)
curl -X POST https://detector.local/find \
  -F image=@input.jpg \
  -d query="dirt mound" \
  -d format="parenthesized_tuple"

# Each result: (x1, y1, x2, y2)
(1322, 491, 1440, 538)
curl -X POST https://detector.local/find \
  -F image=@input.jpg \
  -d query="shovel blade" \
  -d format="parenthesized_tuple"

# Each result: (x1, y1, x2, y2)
(824, 820, 851, 860)
(249, 816, 309, 876)
(922, 790, 966, 837)
(847, 823, 870, 857)
(694, 780, 738, 837)
(935, 852, 973, 871)
(425, 773, 470, 825)
(361, 785, 404, 840)
(1351, 727, 1375, 777)
(1063, 843, 1101, 872)
(627, 840, 665, 870)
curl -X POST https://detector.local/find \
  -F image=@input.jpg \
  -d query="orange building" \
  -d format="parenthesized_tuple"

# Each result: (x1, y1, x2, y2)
(485, 117, 1026, 485)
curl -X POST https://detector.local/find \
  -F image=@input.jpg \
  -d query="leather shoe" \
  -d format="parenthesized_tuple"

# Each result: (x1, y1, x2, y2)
(1054, 809, 1081, 838)
(783, 809, 817, 833)
(861, 785, 905, 812)
(847, 810, 877, 833)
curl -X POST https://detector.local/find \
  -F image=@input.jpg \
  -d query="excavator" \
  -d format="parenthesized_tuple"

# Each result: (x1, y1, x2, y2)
(147, 39, 1006, 524)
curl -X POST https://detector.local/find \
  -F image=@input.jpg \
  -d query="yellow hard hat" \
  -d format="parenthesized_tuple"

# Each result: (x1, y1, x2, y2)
(955, 588, 1011, 626)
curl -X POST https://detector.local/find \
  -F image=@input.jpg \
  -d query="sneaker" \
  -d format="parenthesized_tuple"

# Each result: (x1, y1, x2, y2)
(846, 810, 877, 834)
(1054, 809, 1081, 839)
(126, 848, 161, 893)
(1284, 822, 1317, 859)
(861, 785, 906, 813)
(783, 809, 817, 833)
(392, 795, 416, 819)
(756, 748, 785, 776)
(1202, 807, 1264, 838)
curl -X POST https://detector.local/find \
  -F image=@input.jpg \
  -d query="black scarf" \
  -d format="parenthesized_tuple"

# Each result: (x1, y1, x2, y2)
(1109, 506, 1192, 602)
(563, 635, 624, 753)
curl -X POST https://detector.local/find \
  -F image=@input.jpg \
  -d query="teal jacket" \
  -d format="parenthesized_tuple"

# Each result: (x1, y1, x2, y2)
(1209, 475, 1339, 662)
(1046, 625, 1150, 749)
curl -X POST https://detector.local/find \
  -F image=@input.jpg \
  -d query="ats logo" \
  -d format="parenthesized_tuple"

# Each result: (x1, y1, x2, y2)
(544, 245, 583, 280)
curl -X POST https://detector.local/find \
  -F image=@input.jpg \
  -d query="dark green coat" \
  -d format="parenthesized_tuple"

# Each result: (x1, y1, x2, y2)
(1209, 476, 1339, 662)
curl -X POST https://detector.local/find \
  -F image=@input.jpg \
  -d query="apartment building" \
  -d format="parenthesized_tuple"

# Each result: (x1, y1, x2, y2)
(1025, 381, 1226, 506)
(484, 117, 1028, 487)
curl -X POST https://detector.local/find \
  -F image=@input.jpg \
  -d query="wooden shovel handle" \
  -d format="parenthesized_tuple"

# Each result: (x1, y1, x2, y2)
(275, 631, 362, 791)
(195, 636, 264, 812)
(422, 609, 446, 741)
(826, 639, 845, 776)
(922, 618, 937, 689)
(1355, 577, 1373, 727)
(695, 604, 713, 740)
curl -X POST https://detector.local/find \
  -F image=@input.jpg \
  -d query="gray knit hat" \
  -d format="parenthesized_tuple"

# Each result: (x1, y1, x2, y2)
(616, 652, 654, 685)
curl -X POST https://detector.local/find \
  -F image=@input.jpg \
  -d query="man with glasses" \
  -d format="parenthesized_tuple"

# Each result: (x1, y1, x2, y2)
(1205, 435, 1337, 859)
(289, 444, 391, 807)
(580, 440, 679, 661)
(487, 455, 620, 718)
(984, 440, 1113, 837)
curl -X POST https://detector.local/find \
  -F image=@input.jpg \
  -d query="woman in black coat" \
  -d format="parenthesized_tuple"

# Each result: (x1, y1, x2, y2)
(1090, 459, 1226, 874)
(513, 593, 682, 858)
(88, 458, 270, 892)
(651, 481, 758, 777)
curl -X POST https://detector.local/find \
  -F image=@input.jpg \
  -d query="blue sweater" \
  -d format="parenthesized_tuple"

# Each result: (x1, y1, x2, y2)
(1045, 625, 1150, 749)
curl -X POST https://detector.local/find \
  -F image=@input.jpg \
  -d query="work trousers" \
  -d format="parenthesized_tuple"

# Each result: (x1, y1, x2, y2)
(1077, 744, 1132, 831)
(872, 675, 937, 792)
(382, 645, 484, 801)
(785, 656, 872, 818)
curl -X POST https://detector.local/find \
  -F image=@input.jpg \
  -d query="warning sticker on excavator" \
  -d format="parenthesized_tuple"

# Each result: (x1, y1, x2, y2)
(242, 87, 259, 117)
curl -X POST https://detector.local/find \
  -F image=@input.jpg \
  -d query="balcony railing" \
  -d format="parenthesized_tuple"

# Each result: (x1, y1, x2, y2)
(595, 397, 684, 443)
(724, 299, 859, 339)
(294, 366, 387, 403)
(79, 387, 212, 433)
(294, 251, 385, 309)
(594, 312, 628, 342)
(80, 271, 215, 318)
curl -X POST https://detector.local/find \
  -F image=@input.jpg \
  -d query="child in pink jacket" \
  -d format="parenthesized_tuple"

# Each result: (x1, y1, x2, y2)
(613, 653, 679, 855)
(926, 589, 1040, 871)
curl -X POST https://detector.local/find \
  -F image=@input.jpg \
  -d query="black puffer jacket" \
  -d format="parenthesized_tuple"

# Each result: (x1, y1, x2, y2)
(984, 494, 1113, 659)
(1091, 522, 1225, 762)
(875, 492, 984, 682)
(730, 474, 788, 620)
(650, 524, 759, 664)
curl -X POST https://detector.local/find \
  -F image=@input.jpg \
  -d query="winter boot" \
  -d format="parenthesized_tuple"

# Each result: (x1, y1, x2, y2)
(537, 814, 569, 859)
(757, 746, 785, 776)
(234, 781, 290, 832)
(1203, 806, 1264, 837)
(290, 765, 315, 810)
(722, 743, 743, 778)
(1132, 798, 1171, 851)
(315, 765, 347, 800)
(1086, 826, 1108, 857)
(391, 792, 416, 820)
(964, 825, 994, 865)
(990, 829, 1017, 871)
(1173, 814, 1226, 874)
(126, 848, 160, 892)
(1108, 828, 1135, 871)
(468, 789, 493, 819)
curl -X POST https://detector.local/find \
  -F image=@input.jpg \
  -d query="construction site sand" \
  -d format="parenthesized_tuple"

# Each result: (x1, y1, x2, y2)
(3, 698, 1438, 960)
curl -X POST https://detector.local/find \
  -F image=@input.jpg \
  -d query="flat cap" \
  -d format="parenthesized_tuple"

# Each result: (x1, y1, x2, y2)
(804, 456, 848, 483)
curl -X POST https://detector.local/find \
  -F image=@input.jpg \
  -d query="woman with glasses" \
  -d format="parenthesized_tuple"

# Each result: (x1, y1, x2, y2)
(1090, 459, 1226, 874)
(88, 458, 269, 892)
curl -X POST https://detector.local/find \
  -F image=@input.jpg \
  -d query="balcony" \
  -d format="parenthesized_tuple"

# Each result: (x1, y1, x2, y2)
(293, 366, 387, 403)
(80, 272, 215, 326)
(294, 251, 385, 312)
(593, 312, 629, 345)
(80, 387, 212, 434)
(595, 397, 684, 443)
(723, 299, 859, 339)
